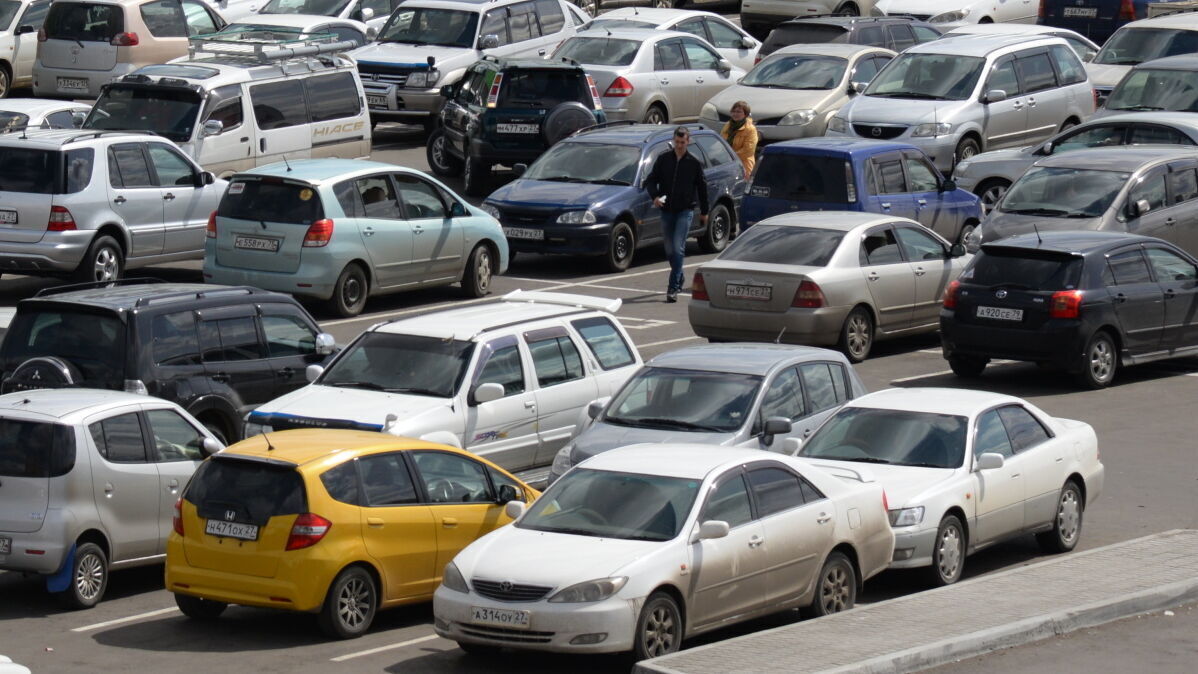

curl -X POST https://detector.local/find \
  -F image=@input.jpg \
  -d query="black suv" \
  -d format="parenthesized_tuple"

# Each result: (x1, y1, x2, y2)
(426, 56, 606, 196)
(0, 280, 335, 443)
(756, 16, 941, 58)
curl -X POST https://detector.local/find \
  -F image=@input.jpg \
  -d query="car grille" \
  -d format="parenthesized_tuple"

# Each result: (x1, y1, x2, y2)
(755, 115, 782, 126)
(853, 123, 906, 139)
(497, 207, 556, 228)
(904, 14, 933, 20)
(457, 624, 555, 643)
(471, 579, 553, 602)
(357, 64, 417, 87)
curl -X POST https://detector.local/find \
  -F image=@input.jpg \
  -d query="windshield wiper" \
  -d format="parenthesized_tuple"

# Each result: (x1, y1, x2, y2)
(1113, 104, 1163, 111)
(524, 525, 601, 537)
(870, 91, 946, 100)
(627, 417, 725, 432)
(537, 175, 586, 183)
(325, 380, 386, 390)
(384, 386, 446, 397)
(811, 456, 893, 464)
(899, 462, 949, 469)
(986, 282, 1032, 290)
(1002, 207, 1071, 216)
(590, 178, 631, 186)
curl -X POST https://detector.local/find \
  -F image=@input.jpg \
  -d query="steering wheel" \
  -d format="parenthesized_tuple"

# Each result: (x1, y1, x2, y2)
(572, 508, 606, 526)
(427, 479, 459, 503)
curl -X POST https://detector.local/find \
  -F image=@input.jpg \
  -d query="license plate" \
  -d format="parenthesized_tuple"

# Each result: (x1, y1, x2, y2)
(234, 235, 280, 252)
(471, 606, 530, 630)
(0, 537, 10, 555)
(366, 95, 387, 107)
(503, 227, 544, 240)
(497, 123, 539, 134)
(976, 306, 1023, 321)
(726, 283, 772, 300)
(57, 77, 88, 92)
(0, 210, 16, 225)
(205, 519, 259, 541)
(1063, 7, 1097, 17)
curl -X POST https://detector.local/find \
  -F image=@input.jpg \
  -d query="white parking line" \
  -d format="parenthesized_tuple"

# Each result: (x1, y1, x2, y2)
(890, 360, 1017, 384)
(71, 607, 178, 633)
(637, 336, 703, 348)
(329, 634, 441, 662)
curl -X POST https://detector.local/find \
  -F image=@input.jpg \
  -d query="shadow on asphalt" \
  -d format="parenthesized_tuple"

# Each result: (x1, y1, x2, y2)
(0, 565, 166, 621)
(887, 355, 1198, 395)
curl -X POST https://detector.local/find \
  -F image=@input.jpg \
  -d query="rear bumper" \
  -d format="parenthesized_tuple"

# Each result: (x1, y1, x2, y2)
(203, 245, 342, 301)
(165, 540, 334, 612)
(0, 524, 69, 575)
(688, 300, 849, 346)
(33, 63, 139, 99)
(939, 313, 1087, 367)
(0, 231, 95, 274)
(468, 139, 547, 166)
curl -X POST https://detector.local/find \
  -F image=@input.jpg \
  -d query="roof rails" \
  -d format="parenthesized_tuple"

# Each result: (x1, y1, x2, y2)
(133, 286, 269, 308)
(187, 30, 358, 64)
(501, 290, 621, 314)
(33, 278, 167, 298)
(61, 130, 159, 145)
(570, 119, 639, 137)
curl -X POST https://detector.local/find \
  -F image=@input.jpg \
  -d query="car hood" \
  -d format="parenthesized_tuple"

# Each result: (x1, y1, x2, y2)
(842, 96, 972, 124)
(250, 384, 451, 432)
(981, 210, 1104, 241)
(798, 458, 959, 508)
(572, 422, 737, 464)
(352, 42, 478, 70)
(707, 84, 843, 118)
(877, 0, 963, 14)
(1085, 62, 1130, 88)
(487, 179, 631, 211)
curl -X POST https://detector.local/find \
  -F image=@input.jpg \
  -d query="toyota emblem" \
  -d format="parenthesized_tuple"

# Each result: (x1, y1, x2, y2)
(499, 581, 513, 592)
(995, 289, 1008, 299)
(871, 127, 881, 137)
(225, 510, 236, 521)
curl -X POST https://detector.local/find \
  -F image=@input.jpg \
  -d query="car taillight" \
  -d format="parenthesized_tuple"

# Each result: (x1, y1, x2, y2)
(845, 160, 856, 203)
(37, 28, 46, 42)
(286, 513, 331, 550)
(692, 272, 708, 301)
(1093, 88, 1100, 108)
(754, 54, 762, 65)
(882, 490, 889, 513)
(206, 211, 217, 238)
(1118, 0, 1135, 20)
(943, 280, 961, 309)
(586, 74, 602, 110)
(303, 219, 334, 247)
(1050, 290, 1083, 319)
(604, 76, 634, 97)
(792, 280, 824, 308)
(47, 206, 76, 231)
(1037, 0, 1046, 18)
(173, 498, 184, 536)
(110, 32, 139, 46)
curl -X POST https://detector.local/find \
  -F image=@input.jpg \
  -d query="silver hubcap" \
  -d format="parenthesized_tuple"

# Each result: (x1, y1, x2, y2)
(820, 563, 851, 613)
(1058, 488, 1081, 545)
(476, 250, 491, 291)
(937, 525, 962, 581)
(958, 144, 977, 162)
(980, 185, 1006, 214)
(1088, 338, 1114, 382)
(431, 137, 447, 169)
(93, 247, 118, 281)
(75, 553, 104, 601)
(342, 274, 363, 308)
(641, 604, 676, 657)
(0, 71, 8, 98)
(846, 314, 871, 359)
(337, 577, 371, 629)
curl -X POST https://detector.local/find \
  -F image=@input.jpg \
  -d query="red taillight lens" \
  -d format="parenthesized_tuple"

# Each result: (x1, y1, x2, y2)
(942, 280, 961, 309)
(286, 513, 331, 551)
(303, 219, 334, 247)
(1118, 0, 1135, 20)
(37, 28, 46, 42)
(1050, 290, 1083, 319)
(173, 498, 184, 536)
(110, 32, 139, 46)
(882, 490, 889, 513)
(754, 55, 762, 65)
(1093, 88, 1100, 108)
(206, 211, 217, 239)
(47, 206, 76, 231)
(692, 271, 709, 301)
(604, 76, 634, 97)
(792, 280, 825, 308)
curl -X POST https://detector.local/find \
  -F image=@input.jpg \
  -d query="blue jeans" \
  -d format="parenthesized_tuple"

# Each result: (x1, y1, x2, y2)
(661, 209, 693, 293)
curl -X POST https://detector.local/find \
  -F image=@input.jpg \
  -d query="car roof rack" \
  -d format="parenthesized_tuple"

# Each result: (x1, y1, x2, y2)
(60, 130, 159, 145)
(501, 289, 621, 314)
(187, 30, 358, 64)
(133, 286, 269, 308)
(33, 278, 168, 297)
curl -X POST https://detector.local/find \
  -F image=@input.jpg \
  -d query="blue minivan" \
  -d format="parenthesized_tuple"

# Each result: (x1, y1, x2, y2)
(1038, 0, 1192, 44)
(741, 138, 982, 245)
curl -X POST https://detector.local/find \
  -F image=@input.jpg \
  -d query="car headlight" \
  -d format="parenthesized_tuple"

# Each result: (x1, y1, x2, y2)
(551, 445, 574, 476)
(481, 203, 501, 219)
(912, 122, 953, 137)
(557, 210, 597, 224)
(827, 116, 847, 133)
(700, 102, 718, 120)
(888, 506, 925, 527)
(779, 109, 816, 126)
(548, 576, 627, 603)
(441, 562, 470, 593)
(954, 158, 972, 173)
(930, 9, 969, 22)
(406, 71, 428, 88)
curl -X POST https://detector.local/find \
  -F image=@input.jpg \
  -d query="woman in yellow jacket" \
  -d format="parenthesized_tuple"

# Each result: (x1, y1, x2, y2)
(720, 100, 758, 176)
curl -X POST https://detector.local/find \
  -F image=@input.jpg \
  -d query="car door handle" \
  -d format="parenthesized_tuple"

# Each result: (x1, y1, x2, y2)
(914, 267, 926, 276)
(802, 428, 812, 438)
(367, 517, 384, 527)
(239, 136, 249, 143)
(1165, 289, 1176, 299)
(880, 202, 891, 209)
(1165, 217, 1176, 225)
(538, 48, 546, 56)
(1012, 101, 1023, 109)
(696, 77, 705, 83)
(1114, 293, 1127, 303)
(278, 367, 294, 379)
(163, 192, 175, 201)
(1026, 97, 1036, 107)
(168, 478, 179, 488)
(442, 517, 458, 528)
(747, 535, 763, 548)
(260, 138, 266, 152)
(210, 373, 229, 383)
(1010, 473, 1021, 478)
(104, 482, 114, 494)
(524, 400, 537, 409)
(867, 272, 880, 281)
(113, 196, 126, 204)
(362, 227, 375, 236)
(917, 199, 927, 206)
(660, 79, 670, 85)
(817, 514, 832, 524)
(413, 225, 425, 234)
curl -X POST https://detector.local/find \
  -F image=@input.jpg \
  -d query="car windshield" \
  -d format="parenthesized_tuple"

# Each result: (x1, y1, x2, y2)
(962, 249, 1084, 290)
(0, 1, 20, 31)
(743, 55, 847, 89)
(719, 225, 844, 266)
(0, 309, 126, 388)
(260, 0, 350, 17)
(554, 36, 640, 66)
(523, 142, 639, 186)
(377, 8, 479, 48)
(800, 406, 968, 469)
(1105, 68, 1198, 112)
(517, 468, 700, 541)
(999, 166, 1128, 218)
(85, 86, 202, 142)
(750, 154, 851, 203)
(604, 367, 762, 433)
(1095, 28, 1198, 66)
(865, 53, 984, 101)
(0, 111, 30, 132)
(318, 332, 474, 397)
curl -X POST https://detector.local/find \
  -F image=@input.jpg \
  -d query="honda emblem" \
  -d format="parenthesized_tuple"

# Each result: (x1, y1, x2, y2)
(224, 510, 236, 521)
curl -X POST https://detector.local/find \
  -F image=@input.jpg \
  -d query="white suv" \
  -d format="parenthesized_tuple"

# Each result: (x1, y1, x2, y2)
(244, 291, 642, 482)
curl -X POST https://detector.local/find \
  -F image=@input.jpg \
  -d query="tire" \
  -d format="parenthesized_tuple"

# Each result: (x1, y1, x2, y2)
(835, 2, 860, 15)
(176, 593, 228, 620)
(426, 129, 462, 178)
(0, 64, 10, 100)
(200, 417, 231, 445)
(837, 307, 873, 363)
(643, 104, 668, 125)
(806, 552, 857, 618)
(1059, 119, 1078, 133)
(55, 542, 108, 609)
(74, 235, 123, 283)
(463, 155, 489, 197)
(957, 220, 978, 246)
(461, 244, 494, 298)
(318, 566, 377, 639)
(457, 642, 502, 656)
(1037, 481, 1084, 554)
(927, 515, 966, 586)
(542, 102, 595, 146)
(699, 203, 731, 254)
(1076, 330, 1117, 389)
(974, 179, 1010, 215)
(633, 592, 682, 660)
(948, 354, 988, 378)
(604, 222, 635, 273)
(327, 264, 369, 318)
(953, 136, 981, 172)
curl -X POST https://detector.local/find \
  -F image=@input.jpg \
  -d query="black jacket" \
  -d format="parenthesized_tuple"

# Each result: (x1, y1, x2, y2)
(646, 149, 709, 215)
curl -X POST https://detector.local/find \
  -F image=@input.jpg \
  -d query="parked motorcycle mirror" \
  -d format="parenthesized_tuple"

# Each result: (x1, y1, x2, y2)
(305, 364, 324, 382)
(983, 89, 1007, 104)
(314, 332, 336, 355)
(976, 452, 1005, 471)
(762, 416, 792, 446)
(472, 382, 505, 405)
(504, 500, 527, 519)
(201, 436, 224, 457)
(586, 399, 605, 420)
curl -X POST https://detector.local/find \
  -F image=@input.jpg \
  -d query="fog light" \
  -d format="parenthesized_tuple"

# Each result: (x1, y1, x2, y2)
(434, 617, 450, 631)
(570, 633, 608, 645)
(893, 548, 915, 561)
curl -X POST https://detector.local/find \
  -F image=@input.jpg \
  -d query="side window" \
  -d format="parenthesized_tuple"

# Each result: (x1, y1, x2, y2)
(986, 59, 1020, 97)
(973, 409, 1014, 459)
(44, 110, 77, 129)
(333, 179, 363, 217)
(393, 173, 448, 219)
(571, 317, 635, 370)
(202, 85, 243, 132)
(1105, 249, 1154, 285)
(996, 406, 1051, 452)
(912, 25, 940, 42)
(695, 135, 736, 167)
(852, 56, 881, 85)
(476, 343, 525, 396)
(1053, 125, 1125, 154)
(895, 226, 947, 261)
(139, 0, 188, 38)
(904, 154, 939, 192)
(527, 334, 585, 387)
(706, 19, 744, 49)
(860, 228, 904, 265)
(260, 306, 318, 358)
(320, 461, 360, 506)
(151, 311, 200, 366)
(799, 362, 839, 413)
(488, 466, 524, 501)
(358, 453, 419, 506)
(1129, 125, 1191, 146)
(17, 1, 50, 30)
(1050, 44, 1087, 84)
(146, 408, 206, 462)
(655, 40, 687, 71)
(534, 0, 563, 35)
(681, 39, 720, 71)
(181, 0, 219, 36)
(89, 413, 147, 463)
(507, 3, 534, 42)
(147, 143, 196, 187)
(411, 451, 493, 503)
(304, 73, 361, 122)
(456, 68, 484, 105)
(108, 144, 154, 188)
(746, 466, 803, 517)
(873, 156, 906, 194)
(1128, 173, 1167, 216)
(799, 476, 825, 503)
(1146, 247, 1198, 282)
(250, 80, 308, 130)
(857, 25, 884, 47)
(674, 18, 707, 40)
(886, 24, 915, 51)
(356, 175, 403, 219)
(703, 473, 753, 528)
(1015, 52, 1058, 93)
(198, 316, 264, 362)
(759, 367, 807, 423)
(480, 9, 508, 45)
(1168, 167, 1198, 205)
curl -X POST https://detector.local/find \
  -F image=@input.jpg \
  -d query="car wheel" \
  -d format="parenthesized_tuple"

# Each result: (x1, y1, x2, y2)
(463, 156, 489, 197)
(604, 222, 635, 273)
(1037, 481, 1084, 554)
(457, 642, 502, 656)
(461, 244, 493, 298)
(807, 551, 856, 618)
(643, 104, 667, 125)
(426, 129, 462, 177)
(698, 203, 731, 254)
(74, 235, 124, 283)
(0, 65, 10, 99)
(974, 179, 1009, 215)
(949, 355, 988, 378)
(835, 1, 860, 15)
(328, 264, 369, 318)
(953, 137, 981, 171)
(318, 566, 377, 639)
(55, 542, 108, 609)
(1076, 330, 1117, 389)
(633, 592, 682, 660)
(1059, 119, 1078, 133)
(176, 593, 228, 620)
(957, 221, 978, 245)
(928, 515, 966, 586)
(837, 307, 873, 363)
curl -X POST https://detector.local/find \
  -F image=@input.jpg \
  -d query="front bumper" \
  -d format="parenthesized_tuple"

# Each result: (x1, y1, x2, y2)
(688, 301, 849, 346)
(940, 314, 1087, 368)
(501, 221, 615, 257)
(33, 63, 139, 99)
(0, 230, 95, 275)
(888, 525, 939, 569)
(362, 84, 444, 121)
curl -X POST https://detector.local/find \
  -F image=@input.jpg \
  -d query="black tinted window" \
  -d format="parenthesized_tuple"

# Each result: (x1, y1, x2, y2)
(695, 135, 736, 167)
(747, 467, 803, 517)
(497, 69, 589, 108)
(152, 311, 200, 366)
(64, 149, 93, 193)
(251, 80, 307, 130)
(861, 229, 904, 266)
(965, 250, 1083, 290)
(1106, 249, 1153, 285)
(856, 25, 884, 47)
(874, 157, 906, 194)
(1016, 52, 1058, 93)
(0, 147, 55, 194)
(320, 461, 359, 505)
(703, 474, 752, 528)
(109, 145, 153, 188)
(359, 453, 419, 506)
(762, 24, 847, 56)
(304, 72, 360, 122)
(721, 225, 843, 266)
(0, 420, 75, 478)
(887, 24, 915, 51)
(974, 409, 1015, 459)
(1, 309, 125, 387)
(186, 457, 306, 525)
(527, 334, 584, 387)
(799, 476, 824, 503)
(655, 41, 686, 70)
(199, 317, 264, 362)
(996, 406, 1051, 452)
(751, 154, 849, 203)
(90, 413, 147, 463)
(572, 317, 635, 370)
(44, 2, 123, 41)
(218, 180, 324, 224)
(800, 362, 841, 412)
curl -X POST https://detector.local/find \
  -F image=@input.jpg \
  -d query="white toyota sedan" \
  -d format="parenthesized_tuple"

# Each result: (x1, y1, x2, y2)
(795, 388, 1104, 586)
(433, 444, 894, 658)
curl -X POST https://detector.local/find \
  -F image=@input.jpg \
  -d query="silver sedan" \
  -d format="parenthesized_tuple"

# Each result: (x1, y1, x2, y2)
(689, 212, 969, 362)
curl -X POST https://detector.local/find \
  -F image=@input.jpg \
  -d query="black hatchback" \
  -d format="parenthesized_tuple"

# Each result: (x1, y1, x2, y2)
(940, 231, 1198, 388)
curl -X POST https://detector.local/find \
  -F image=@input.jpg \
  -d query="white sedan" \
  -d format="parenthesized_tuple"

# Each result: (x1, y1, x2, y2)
(795, 387, 1104, 586)
(875, 0, 1038, 29)
(0, 99, 90, 132)
(434, 444, 894, 658)
(585, 8, 760, 72)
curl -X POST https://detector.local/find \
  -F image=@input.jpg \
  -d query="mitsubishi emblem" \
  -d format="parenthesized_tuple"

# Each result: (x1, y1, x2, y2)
(225, 510, 236, 521)
(30, 369, 40, 381)
(995, 289, 1008, 299)
(499, 581, 513, 592)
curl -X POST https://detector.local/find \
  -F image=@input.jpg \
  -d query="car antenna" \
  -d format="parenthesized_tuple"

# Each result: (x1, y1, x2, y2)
(263, 432, 276, 452)
(281, 154, 293, 172)
(774, 326, 787, 344)
(1033, 223, 1043, 246)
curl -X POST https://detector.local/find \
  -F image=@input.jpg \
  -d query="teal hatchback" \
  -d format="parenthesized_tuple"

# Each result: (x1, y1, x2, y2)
(203, 159, 508, 317)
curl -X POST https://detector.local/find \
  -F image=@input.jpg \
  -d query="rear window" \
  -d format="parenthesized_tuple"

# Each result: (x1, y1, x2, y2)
(0, 419, 76, 478)
(0, 148, 92, 195)
(964, 250, 1084, 291)
(185, 457, 306, 525)
(719, 225, 844, 267)
(555, 37, 640, 66)
(750, 154, 849, 203)
(761, 24, 847, 56)
(218, 179, 324, 225)
(497, 69, 589, 108)
(0, 112, 30, 131)
(44, 2, 124, 41)
(1, 308, 126, 387)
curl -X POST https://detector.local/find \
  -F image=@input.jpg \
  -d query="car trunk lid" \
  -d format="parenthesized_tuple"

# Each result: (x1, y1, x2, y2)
(39, 2, 123, 72)
(952, 246, 1085, 331)
(212, 177, 325, 274)
(699, 259, 821, 313)
(0, 419, 76, 534)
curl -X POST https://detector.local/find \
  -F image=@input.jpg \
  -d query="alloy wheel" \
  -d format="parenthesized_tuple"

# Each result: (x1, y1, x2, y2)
(1088, 338, 1114, 383)
(75, 552, 105, 602)
(92, 247, 119, 281)
(431, 135, 448, 171)
(845, 314, 871, 360)
(641, 605, 677, 657)
(475, 248, 492, 293)
(980, 185, 1006, 214)
(937, 525, 962, 581)
(820, 564, 852, 614)
(337, 577, 371, 630)
(1057, 488, 1081, 546)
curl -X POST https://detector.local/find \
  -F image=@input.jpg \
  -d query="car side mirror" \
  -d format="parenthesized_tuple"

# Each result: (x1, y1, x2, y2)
(950, 243, 966, 258)
(479, 33, 500, 50)
(783, 437, 803, 455)
(512, 163, 527, 176)
(200, 171, 215, 186)
(586, 399, 605, 420)
(450, 201, 466, 217)
(439, 84, 454, 98)
(14, 24, 34, 35)
(976, 452, 1005, 471)
(201, 436, 223, 457)
(738, 37, 754, 49)
(504, 500, 527, 519)
(305, 363, 324, 382)
(201, 119, 223, 137)
(357, 6, 374, 21)
(472, 382, 505, 405)
(696, 520, 730, 541)
(1132, 198, 1151, 218)
(940, 178, 956, 192)
(314, 332, 336, 355)
(762, 416, 792, 446)
(716, 58, 732, 74)
(366, 26, 378, 40)
(497, 483, 521, 504)
(983, 89, 1007, 104)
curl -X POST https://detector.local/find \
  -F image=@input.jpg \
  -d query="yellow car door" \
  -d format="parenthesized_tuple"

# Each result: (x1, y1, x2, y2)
(352, 453, 438, 600)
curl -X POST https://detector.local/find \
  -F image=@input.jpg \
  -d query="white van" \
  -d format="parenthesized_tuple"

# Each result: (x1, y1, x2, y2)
(82, 32, 371, 176)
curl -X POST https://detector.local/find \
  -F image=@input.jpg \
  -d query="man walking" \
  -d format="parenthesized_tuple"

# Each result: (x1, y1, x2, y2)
(646, 126, 708, 303)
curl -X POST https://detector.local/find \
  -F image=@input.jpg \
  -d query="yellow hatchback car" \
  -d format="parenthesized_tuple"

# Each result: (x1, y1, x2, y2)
(165, 429, 538, 638)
